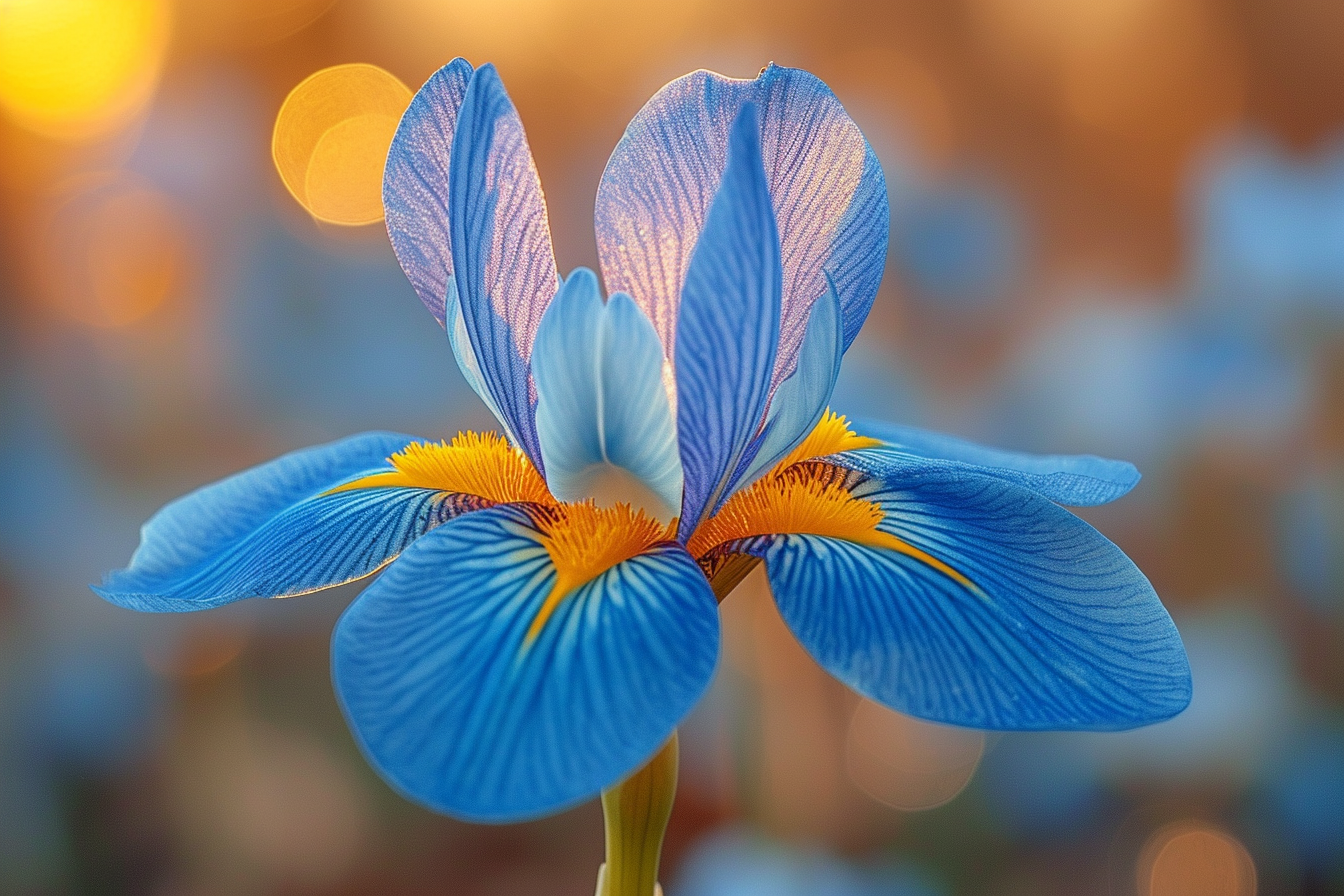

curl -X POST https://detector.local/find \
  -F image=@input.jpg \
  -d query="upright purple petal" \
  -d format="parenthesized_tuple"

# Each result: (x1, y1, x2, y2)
(596, 63, 888, 388)
(383, 58, 474, 327)
(449, 63, 560, 468)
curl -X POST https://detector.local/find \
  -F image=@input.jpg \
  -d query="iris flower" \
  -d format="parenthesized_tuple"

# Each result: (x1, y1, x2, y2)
(96, 60, 1190, 831)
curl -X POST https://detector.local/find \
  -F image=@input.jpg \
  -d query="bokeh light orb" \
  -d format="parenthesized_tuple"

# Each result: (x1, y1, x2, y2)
(34, 172, 193, 328)
(845, 697, 985, 811)
(271, 63, 412, 226)
(1139, 822, 1257, 896)
(0, 0, 170, 140)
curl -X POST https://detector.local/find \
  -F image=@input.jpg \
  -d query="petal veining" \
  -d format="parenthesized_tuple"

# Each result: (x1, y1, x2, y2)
(449, 63, 559, 468)
(728, 456, 1191, 730)
(94, 433, 471, 612)
(332, 505, 718, 822)
(675, 104, 781, 537)
(383, 58, 474, 327)
(595, 63, 888, 387)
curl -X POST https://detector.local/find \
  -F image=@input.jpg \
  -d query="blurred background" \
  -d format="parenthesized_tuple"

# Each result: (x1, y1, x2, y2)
(1, 0, 1342, 893)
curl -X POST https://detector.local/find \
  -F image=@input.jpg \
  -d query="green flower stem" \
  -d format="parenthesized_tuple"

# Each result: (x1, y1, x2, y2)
(598, 732, 678, 896)
(594, 559, 757, 896)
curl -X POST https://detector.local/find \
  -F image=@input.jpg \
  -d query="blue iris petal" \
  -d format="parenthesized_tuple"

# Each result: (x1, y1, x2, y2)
(383, 58, 474, 328)
(382, 59, 510, 429)
(744, 457, 1190, 730)
(847, 419, 1141, 507)
(449, 63, 559, 469)
(332, 505, 719, 822)
(94, 433, 464, 612)
(532, 267, 683, 512)
(675, 104, 781, 536)
(738, 282, 844, 487)
(596, 63, 888, 388)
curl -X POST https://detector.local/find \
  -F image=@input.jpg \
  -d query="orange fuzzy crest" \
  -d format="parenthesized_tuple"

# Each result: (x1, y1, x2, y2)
(773, 409, 880, 472)
(327, 432, 554, 505)
(527, 502, 675, 642)
(687, 411, 979, 596)
(687, 464, 880, 558)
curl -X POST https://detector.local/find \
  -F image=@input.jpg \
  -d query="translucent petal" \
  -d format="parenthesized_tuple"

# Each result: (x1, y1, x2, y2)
(532, 268, 682, 513)
(383, 58, 474, 327)
(332, 506, 719, 821)
(596, 63, 888, 387)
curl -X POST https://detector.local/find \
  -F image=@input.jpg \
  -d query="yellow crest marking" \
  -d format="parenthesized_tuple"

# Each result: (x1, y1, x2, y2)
(773, 409, 881, 472)
(325, 431, 554, 506)
(528, 502, 675, 643)
(687, 412, 979, 597)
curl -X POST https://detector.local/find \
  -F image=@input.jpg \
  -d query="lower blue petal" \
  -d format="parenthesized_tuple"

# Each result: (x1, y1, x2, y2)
(847, 418, 1141, 506)
(332, 505, 720, 822)
(743, 460, 1190, 730)
(94, 432, 466, 611)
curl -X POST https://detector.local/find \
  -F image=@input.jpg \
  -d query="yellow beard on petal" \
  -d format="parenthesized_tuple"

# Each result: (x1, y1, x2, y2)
(325, 431, 554, 506)
(687, 412, 980, 597)
(773, 408, 881, 471)
(527, 502, 675, 643)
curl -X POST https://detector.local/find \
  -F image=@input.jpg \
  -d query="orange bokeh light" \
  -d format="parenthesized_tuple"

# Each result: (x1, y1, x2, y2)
(31, 172, 193, 328)
(1140, 821, 1257, 896)
(272, 64, 412, 226)
(845, 697, 985, 811)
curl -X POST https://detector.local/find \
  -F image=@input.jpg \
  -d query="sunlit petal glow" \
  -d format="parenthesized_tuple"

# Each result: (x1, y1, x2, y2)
(273, 63, 412, 225)
(0, 0, 170, 140)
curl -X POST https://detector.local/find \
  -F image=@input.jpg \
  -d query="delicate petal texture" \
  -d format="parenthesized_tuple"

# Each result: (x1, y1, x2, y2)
(94, 433, 472, 612)
(675, 105, 781, 536)
(740, 458, 1191, 730)
(383, 58, 474, 327)
(532, 268, 683, 512)
(596, 63, 888, 387)
(332, 506, 719, 822)
(737, 282, 843, 488)
(450, 63, 559, 467)
(847, 419, 1141, 506)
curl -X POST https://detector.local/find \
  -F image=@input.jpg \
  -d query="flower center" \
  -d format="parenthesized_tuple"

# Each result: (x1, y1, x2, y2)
(567, 461, 677, 524)
(527, 502, 675, 643)
(686, 412, 979, 596)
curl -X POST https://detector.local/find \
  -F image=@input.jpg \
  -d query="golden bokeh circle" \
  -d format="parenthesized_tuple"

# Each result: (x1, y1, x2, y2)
(0, 0, 171, 141)
(845, 697, 986, 811)
(1140, 821, 1257, 896)
(32, 171, 193, 328)
(272, 63, 412, 226)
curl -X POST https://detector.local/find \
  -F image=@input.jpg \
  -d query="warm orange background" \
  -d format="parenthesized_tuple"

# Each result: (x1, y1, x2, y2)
(1, 1, 1341, 894)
